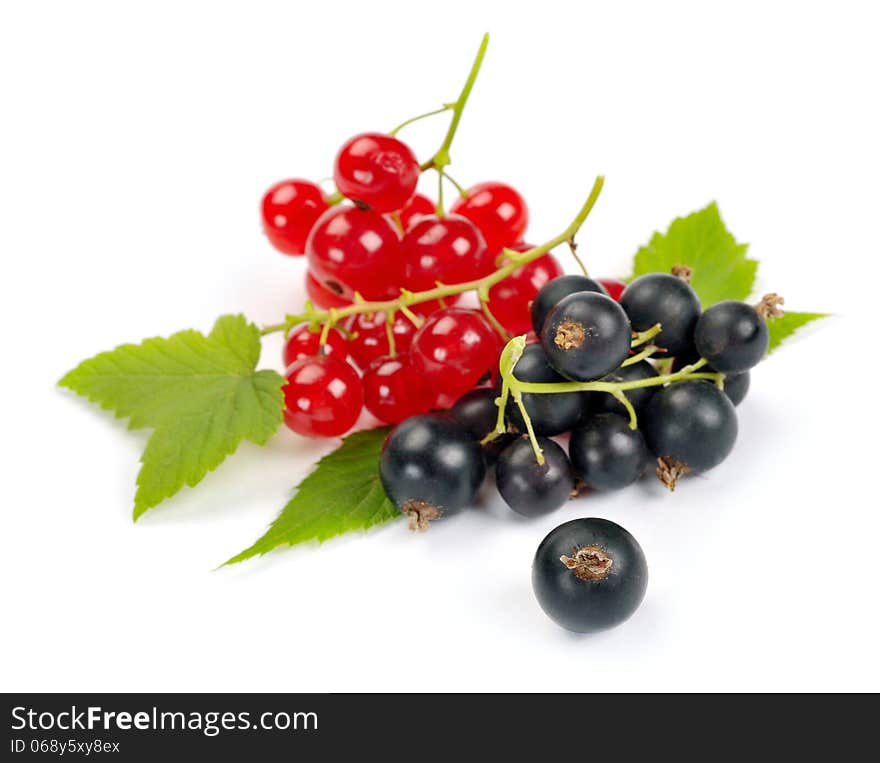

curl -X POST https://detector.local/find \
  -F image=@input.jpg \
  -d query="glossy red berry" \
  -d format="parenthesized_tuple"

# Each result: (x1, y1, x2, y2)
(306, 205, 403, 300)
(450, 181, 529, 254)
(282, 324, 348, 368)
(402, 214, 492, 292)
(487, 244, 563, 335)
(334, 132, 420, 213)
(261, 179, 329, 256)
(410, 308, 501, 397)
(282, 355, 363, 437)
(304, 271, 352, 310)
(598, 278, 627, 302)
(363, 353, 435, 424)
(345, 311, 417, 368)
(398, 193, 435, 231)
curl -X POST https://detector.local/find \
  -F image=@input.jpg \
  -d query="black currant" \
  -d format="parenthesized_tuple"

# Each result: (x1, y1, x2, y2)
(541, 292, 632, 382)
(722, 370, 750, 406)
(379, 414, 486, 529)
(642, 380, 738, 489)
(590, 360, 659, 417)
(450, 387, 499, 440)
(481, 432, 518, 468)
(619, 273, 702, 356)
(495, 436, 575, 517)
(694, 300, 768, 373)
(532, 518, 648, 633)
(569, 413, 650, 490)
(530, 274, 609, 335)
(505, 343, 586, 436)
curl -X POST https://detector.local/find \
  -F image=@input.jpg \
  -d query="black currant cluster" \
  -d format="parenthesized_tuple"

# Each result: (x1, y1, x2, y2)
(378, 269, 779, 632)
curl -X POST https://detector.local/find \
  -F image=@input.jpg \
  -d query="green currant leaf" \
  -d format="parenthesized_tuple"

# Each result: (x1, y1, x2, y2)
(629, 202, 759, 306)
(767, 311, 830, 355)
(224, 427, 400, 565)
(59, 315, 285, 518)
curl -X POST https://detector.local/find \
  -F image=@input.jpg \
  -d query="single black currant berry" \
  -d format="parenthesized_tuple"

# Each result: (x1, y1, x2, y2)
(642, 380, 738, 490)
(481, 432, 518, 469)
(569, 413, 650, 490)
(722, 370, 750, 406)
(505, 343, 586, 436)
(379, 414, 486, 530)
(495, 436, 575, 517)
(530, 274, 609, 335)
(590, 360, 659, 417)
(694, 300, 769, 373)
(619, 273, 702, 356)
(532, 518, 648, 633)
(541, 292, 632, 382)
(450, 387, 499, 440)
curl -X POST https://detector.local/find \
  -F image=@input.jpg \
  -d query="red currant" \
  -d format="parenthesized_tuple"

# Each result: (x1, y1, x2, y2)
(306, 205, 402, 300)
(283, 355, 363, 437)
(410, 308, 501, 397)
(363, 353, 435, 424)
(334, 132, 420, 213)
(282, 324, 348, 368)
(345, 311, 417, 368)
(449, 181, 529, 254)
(402, 214, 493, 293)
(398, 193, 435, 231)
(261, 179, 328, 256)
(487, 245, 563, 335)
(304, 271, 352, 310)
(598, 278, 627, 302)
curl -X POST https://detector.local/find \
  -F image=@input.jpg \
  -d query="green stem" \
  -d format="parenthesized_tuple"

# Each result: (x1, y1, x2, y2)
(441, 169, 468, 197)
(622, 344, 662, 366)
(631, 323, 662, 347)
(389, 105, 453, 136)
(612, 390, 638, 429)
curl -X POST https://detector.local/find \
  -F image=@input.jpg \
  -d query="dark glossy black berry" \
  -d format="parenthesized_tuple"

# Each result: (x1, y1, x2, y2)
(496, 436, 575, 517)
(532, 518, 648, 633)
(642, 380, 737, 486)
(379, 414, 486, 529)
(694, 300, 768, 373)
(450, 388, 499, 440)
(569, 413, 650, 490)
(619, 273, 701, 356)
(722, 370, 750, 406)
(541, 292, 632, 382)
(481, 432, 518, 468)
(530, 274, 609, 335)
(505, 343, 586, 436)
(590, 360, 659, 417)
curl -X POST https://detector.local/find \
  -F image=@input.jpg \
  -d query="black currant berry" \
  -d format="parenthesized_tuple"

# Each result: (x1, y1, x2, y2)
(590, 360, 659, 417)
(619, 273, 702, 356)
(532, 518, 648, 633)
(495, 436, 575, 517)
(541, 292, 632, 382)
(481, 432, 518, 468)
(505, 343, 585, 436)
(450, 387, 499, 439)
(530, 274, 609, 335)
(379, 414, 486, 529)
(642, 380, 738, 489)
(722, 370, 750, 406)
(569, 413, 650, 490)
(694, 300, 769, 373)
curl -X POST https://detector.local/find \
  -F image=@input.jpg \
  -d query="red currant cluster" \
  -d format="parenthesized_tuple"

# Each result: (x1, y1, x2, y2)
(260, 129, 618, 439)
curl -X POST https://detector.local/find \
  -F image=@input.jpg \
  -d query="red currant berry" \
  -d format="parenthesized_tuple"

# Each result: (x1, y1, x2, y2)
(283, 355, 363, 437)
(402, 214, 493, 292)
(261, 179, 328, 256)
(305, 271, 352, 310)
(487, 245, 564, 335)
(410, 308, 501, 397)
(598, 278, 627, 302)
(345, 311, 416, 368)
(398, 193, 435, 231)
(306, 205, 402, 300)
(449, 182, 529, 254)
(334, 132, 420, 213)
(363, 353, 435, 424)
(282, 324, 348, 368)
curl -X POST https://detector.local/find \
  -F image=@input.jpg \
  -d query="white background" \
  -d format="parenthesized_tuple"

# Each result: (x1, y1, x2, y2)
(2, 0, 878, 692)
